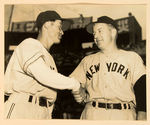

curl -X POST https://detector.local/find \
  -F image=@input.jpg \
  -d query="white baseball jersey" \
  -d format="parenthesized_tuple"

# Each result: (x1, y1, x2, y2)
(5, 38, 58, 100)
(4, 38, 79, 119)
(70, 49, 146, 104)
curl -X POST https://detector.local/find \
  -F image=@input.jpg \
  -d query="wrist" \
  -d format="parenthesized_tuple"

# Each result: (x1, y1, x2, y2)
(71, 78, 80, 92)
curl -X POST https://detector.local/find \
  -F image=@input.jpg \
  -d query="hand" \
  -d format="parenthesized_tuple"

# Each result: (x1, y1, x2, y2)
(72, 86, 86, 104)
(137, 111, 146, 120)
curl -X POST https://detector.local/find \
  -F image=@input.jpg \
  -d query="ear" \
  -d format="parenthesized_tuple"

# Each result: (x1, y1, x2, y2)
(43, 21, 52, 30)
(111, 28, 117, 38)
(43, 22, 49, 30)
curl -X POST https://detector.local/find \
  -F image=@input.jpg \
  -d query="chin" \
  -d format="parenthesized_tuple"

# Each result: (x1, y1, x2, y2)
(96, 43, 101, 49)
(54, 40, 61, 44)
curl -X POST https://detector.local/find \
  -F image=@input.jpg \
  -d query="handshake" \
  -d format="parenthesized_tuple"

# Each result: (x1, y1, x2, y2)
(71, 78, 87, 104)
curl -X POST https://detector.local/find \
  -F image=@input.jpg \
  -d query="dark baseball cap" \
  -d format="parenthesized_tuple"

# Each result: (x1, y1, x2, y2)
(36, 10, 71, 31)
(86, 16, 118, 34)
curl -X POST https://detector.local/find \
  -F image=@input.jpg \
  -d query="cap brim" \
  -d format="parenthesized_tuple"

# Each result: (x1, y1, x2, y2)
(86, 21, 118, 34)
(61, 19, 73, 31)
(86, 22, 97, 34)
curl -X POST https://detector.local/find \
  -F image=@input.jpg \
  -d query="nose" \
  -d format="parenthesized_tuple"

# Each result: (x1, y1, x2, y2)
(94, 33, 97, 40)
(93, 31, 97, 37)
(93, 32, 100, 43)
(60, 29, 64, 35)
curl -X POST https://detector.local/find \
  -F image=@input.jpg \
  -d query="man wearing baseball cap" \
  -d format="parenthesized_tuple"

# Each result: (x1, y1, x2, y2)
(70, 16, 146, 120)
(4, 10, 81, 119)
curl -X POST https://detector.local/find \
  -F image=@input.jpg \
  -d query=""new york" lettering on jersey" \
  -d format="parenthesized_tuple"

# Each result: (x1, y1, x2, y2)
(86, 62, 129, 80)
(86, 63, 100, 80)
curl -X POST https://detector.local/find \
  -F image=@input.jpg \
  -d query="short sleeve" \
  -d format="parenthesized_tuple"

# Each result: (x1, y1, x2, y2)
(131, 52, 146, 85)
(70, 57, 87, 87)
(15, 38, 43, 73)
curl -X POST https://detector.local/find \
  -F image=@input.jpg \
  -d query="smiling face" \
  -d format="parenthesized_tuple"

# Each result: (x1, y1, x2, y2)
(93, 23, 113, 50)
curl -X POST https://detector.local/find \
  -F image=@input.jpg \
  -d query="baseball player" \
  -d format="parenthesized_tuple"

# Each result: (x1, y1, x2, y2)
(70, 16, 146, 120)
(4, 10, 81, 119)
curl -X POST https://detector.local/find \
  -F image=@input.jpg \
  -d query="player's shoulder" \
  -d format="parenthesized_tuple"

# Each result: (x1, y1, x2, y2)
(120, 49, 141, 58)
(17, 38, 42, 49)
(82, 52, 100, 62)
(21, 38, 41, 46)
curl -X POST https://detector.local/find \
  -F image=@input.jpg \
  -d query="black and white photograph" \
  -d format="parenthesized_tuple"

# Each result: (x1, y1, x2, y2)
(1, 0, 149, 124)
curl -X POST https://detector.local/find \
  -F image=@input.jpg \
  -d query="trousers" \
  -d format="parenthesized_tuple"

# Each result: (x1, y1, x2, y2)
(4, 93, 54, 119)
(80, 102, 136, 120)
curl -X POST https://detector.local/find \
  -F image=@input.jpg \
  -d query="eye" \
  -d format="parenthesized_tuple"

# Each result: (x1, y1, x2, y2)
(58, 26, 62, 30)
(98, 29, 101, 33)
(51, 21, 55, 26)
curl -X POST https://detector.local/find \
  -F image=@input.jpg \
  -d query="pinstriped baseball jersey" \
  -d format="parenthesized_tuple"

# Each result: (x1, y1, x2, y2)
(70, 49, 146, 104)
(5, 38, 57, 101)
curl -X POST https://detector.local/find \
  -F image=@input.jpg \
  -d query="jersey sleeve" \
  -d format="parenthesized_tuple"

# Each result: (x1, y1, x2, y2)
(26, 57, 80, 91)
(131, 52, 146, 85)
(70, 57, 87, 88)
(15, 38, 43, 73)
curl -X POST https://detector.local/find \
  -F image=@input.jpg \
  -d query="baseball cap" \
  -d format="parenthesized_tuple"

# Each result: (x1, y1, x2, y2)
(86, 16, 118, 34)
(36, 10, 71, 31)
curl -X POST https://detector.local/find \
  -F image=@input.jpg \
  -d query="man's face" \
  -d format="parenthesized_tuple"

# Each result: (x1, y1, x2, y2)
(47, 20, 64, 44)
(93, 23, 112, 50)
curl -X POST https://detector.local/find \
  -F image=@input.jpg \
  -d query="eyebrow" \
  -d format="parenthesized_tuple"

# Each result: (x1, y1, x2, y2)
(97, 27, 102, 30)
(94, 27, 102, 31)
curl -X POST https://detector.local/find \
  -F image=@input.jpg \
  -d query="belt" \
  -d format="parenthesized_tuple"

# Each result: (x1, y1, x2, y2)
(92, 101, 131, 110)
(28, 95, 53, 107)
